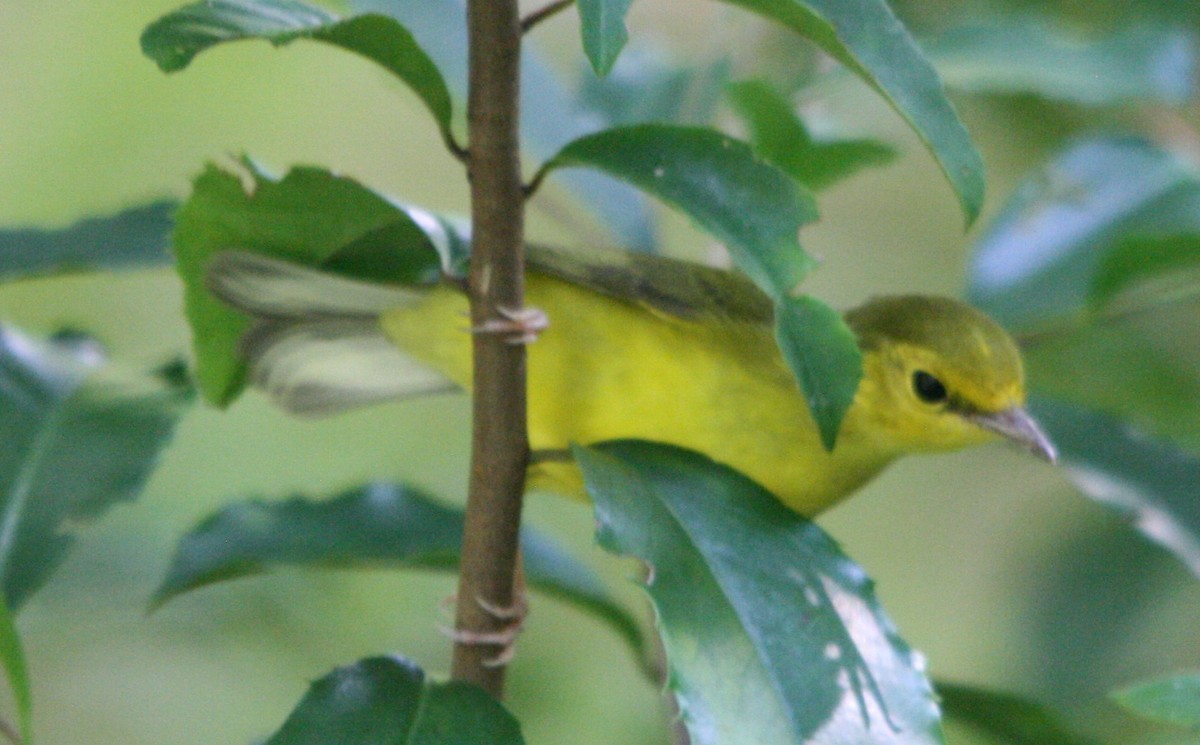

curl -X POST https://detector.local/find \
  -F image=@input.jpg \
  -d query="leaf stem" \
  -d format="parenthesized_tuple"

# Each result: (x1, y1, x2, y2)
(521, 0, 575, 34)
(451, 0, 529, 698)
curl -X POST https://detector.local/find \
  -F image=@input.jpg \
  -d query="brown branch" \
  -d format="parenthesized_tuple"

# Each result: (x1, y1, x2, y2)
(521, 0, 575, 34)
(450, 0, 529, 698)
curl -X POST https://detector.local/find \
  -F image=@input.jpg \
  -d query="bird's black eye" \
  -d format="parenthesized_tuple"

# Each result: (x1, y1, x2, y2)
(912, 370, 948, 403)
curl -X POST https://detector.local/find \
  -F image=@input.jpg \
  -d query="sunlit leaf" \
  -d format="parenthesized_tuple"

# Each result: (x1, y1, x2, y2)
(775, 295, 863, 451)
(577, 440, 943, 745)
(173, 161, 443, 406)
(0, 328, 192, 609)
(152, 483, 644, 659)
(939, 682, 1100, 745)
(718, 0, 984, 223)
(0, 201, 175, 281)
(1032, 396, 1200, 580)
(543, 124, 819, 298)
(727, 79, 896, 190)
(142, 0, 456, 147)
(577, 0, 635, 77)
(930, 17, 1198, 105)
(1111, 671, 1200, 729)
(0, 599, 31, 745)
(265, 656, 524, 745)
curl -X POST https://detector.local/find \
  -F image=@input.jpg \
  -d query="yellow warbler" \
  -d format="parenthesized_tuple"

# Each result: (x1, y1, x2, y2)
(206, 245, 1055, 516)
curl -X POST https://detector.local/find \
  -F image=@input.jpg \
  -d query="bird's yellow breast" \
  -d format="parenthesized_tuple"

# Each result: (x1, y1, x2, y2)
(380, 274, 899, 515)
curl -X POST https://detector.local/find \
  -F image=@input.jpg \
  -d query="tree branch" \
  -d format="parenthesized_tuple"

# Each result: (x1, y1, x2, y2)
(451, 0, 529, 698)
(521, 0, 575, 34)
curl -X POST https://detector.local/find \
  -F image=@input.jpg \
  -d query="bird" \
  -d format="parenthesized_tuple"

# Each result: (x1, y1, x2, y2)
(204, 243, 1056, 517)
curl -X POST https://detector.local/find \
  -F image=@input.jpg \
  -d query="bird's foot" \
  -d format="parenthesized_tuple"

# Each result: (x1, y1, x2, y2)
(470, 306, 549, 345)
(440, 594, 529, 668)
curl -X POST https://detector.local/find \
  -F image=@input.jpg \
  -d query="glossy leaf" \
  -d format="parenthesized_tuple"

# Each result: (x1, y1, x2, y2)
(939, 682, 1099, 745)
(775, 295, 863, 451)
(142, 0, 455, 146)
(543, 124, 819, 298)
(727, 79, 896, 191)
(1111, 671, 1200, 729)
(577, 440, 943, 745)
(930, 18, 1198, 106)
(578, 0, 635, 77)
(967, 137, 1200, 331)
(173, 161, 442, 406)
(0, 600, 31, 745)
(718, 0, 984, 224)
(1031, 396, 1200, 579)
(152, 483, 644, 658)
(0, 328, 192, 609)
(0, 200, 175, 280)
(265, 656, 523, 745)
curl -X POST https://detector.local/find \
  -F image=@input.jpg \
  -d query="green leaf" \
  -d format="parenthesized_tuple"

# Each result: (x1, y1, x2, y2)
(543, 124, 819, 298)
(967, 136, 1200, 331)
(0, 328, 192, 609)
(775, 295, 863, 451)
(929, 17, 1198, 106)
(578, 0, 635, 77)
(579, 53, 731, 128)
(939, 682, 1100, 745)
(727, 79, 896, 191)
(576, 440, 944, 745)
(0, 200, 175, 281)
(1089, 234, 1200, 308)
(1031, 396, 1200, 580)
(1112, 671, 1200, 729)
(173, 161, 443, 406)
(265, 656, 524, 745)
(718, 0, 984, 224)
(151, 483, 644, 659)
(141, 0, 455, 147)
(0, 599, 31, 745)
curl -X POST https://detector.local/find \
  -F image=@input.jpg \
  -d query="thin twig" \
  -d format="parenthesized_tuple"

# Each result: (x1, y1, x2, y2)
(521, 0, 574, 34)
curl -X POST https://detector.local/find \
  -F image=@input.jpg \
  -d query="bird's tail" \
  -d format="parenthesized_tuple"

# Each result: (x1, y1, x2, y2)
(205, 251, 457, 416)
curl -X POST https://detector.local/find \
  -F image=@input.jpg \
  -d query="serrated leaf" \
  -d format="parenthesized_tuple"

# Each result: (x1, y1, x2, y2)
(967, 136, 1200, 331)
(152, 483, 644, 659)
(543, 124, 819, 298)
(718, 0, 984, 224)
(578, 0, 635, 77)
(0, 599, 31, 745)
(727, 79, 896, 191)
(939, 682, 1100, 745)
(0, 200, 175, 281)
(775, 295, 863, 451)
(930, 17, 1198, 106)
(173, 161, 444, 406)
(1111, 671, 1200, 729)
(576, 441, 943, 745)
(265, 656, 524, 745)
(1031, 396, 1200, 580)
(142, 0, 455, 147)
(0, 328, 192, 609)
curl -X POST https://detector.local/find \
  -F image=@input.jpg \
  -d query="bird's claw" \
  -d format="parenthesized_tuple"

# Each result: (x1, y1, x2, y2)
(440, 594, 529, 668)
(471, 306, 549, 344)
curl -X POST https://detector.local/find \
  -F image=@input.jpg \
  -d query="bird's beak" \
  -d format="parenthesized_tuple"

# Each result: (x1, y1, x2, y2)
(971, 406, 1058, 463)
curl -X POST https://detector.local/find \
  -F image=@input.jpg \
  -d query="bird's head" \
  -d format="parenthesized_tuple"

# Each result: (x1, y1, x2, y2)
(845, 295, 1056, 462)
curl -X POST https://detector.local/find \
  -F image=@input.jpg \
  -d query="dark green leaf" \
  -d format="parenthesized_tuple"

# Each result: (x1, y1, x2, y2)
(543, 124, 819, 298)
(151, 483, 644, 659)
(1031, 396, 1200, 580)
(0, 600, 31, 745)
(173, 161, 442, 406)
(718, 0, 984, 223)
(939, 682, 1100, 745)
(727, 79, 896, 191)
(1111, 671, 1200, 729)
(967, 137, 1200, 331)
(930, 18, 1197, 106)
(0, 200, 175, 280)
(577, 441, 943, 745)
(142, 1, 455, 145)
(578, 0, 634, 77)
(265, 656, 524, 745)
(1089, 234, 1200, 308)
(0, 328, 192, 609)
(775, 295, 863, 451)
